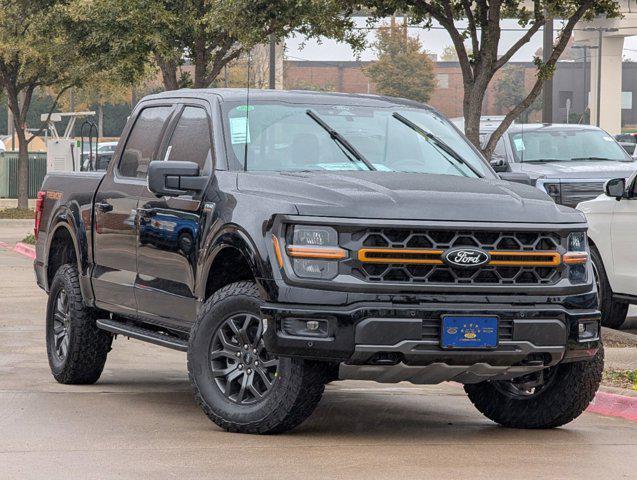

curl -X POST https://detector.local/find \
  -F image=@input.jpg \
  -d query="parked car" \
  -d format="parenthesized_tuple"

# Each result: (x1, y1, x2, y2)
(615, 132, 637, 156)
(34, 89, 602, 434)
(578, 171, 637, 328)
(484, 124, 637, 207)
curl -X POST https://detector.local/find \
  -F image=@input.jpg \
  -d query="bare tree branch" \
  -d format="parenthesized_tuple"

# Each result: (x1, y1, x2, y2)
(494, 19, 545, 71)
(483, 0, 594, 157)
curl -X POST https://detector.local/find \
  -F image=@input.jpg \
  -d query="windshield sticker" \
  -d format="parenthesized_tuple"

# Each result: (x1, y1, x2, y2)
(229, 117, 250, 144)
(513, 138, 525, 151)
(236, 105, 255, 112)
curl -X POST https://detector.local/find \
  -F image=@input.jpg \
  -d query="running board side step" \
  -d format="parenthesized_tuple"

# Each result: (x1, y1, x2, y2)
(96, 319, 188, 352)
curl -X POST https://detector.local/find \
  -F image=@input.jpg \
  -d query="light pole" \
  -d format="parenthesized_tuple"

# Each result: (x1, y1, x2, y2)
(583, 27, 619, 127)
(572, 44, 598, 123)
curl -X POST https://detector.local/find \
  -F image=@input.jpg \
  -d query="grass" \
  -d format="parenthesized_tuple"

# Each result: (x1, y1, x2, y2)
(0, 208, 35, 219)
(602, 369, 637, 391)
(21, 233, 36, 245)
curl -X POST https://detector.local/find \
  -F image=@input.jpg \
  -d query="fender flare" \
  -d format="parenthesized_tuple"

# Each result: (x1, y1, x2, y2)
(195, 225, 273, 301)
(45, 203, 93, 303)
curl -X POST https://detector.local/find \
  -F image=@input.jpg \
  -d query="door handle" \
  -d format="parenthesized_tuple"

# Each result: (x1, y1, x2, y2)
(95, 202, 113, 213)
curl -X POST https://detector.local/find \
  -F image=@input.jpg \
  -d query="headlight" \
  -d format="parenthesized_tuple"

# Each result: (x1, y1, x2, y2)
(541, 181, 562, 204)
(564, 232, 589, 283)
(283, 225, 346, 280)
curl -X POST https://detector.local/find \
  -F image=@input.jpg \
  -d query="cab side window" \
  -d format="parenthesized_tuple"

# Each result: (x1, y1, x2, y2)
(118, 106, 173, 179)
(165, 106, 212, 168)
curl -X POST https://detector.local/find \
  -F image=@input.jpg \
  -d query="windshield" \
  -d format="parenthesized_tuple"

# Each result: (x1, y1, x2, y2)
(508, 129, 631, 162)
(223, 101, 491, 177)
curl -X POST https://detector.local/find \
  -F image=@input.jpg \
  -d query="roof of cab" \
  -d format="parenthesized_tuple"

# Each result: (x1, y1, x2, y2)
(141, 88, 432, 110)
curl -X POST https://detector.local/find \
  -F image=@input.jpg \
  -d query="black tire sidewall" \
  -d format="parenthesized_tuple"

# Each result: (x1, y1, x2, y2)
(188, 287, 296, 425)
(591, 246, 628, 328)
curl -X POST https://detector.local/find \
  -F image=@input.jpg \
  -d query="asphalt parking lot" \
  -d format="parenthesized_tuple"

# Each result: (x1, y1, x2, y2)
(1, 220, 636, 479)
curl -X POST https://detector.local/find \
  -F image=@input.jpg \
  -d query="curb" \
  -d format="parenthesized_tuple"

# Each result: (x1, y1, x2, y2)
(587, 391, 637, 422)
(12, 242, 35, 260)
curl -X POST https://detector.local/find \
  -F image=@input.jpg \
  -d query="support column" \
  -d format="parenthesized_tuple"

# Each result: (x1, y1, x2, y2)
(589, 36, 624, 134)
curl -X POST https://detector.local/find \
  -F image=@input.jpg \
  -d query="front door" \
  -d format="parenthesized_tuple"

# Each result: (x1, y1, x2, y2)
(93, 104, 175, 316)
(135, 103, 214, 330)
(611, 172, 637, 295)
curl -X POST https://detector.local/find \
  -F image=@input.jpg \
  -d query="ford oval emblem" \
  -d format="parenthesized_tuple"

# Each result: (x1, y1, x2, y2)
(443, 247, 490, 268)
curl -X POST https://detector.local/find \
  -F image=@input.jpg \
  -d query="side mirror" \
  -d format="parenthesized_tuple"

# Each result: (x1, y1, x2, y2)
(490, 157, 509, 173)
(604, 177, 626, 200)
(148, 160, 208, 197)
(498, 172, 533, 186)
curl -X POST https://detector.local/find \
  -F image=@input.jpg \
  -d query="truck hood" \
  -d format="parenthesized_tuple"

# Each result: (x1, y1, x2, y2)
(511, 160, 637, 180)
(236, 171, 584, 224)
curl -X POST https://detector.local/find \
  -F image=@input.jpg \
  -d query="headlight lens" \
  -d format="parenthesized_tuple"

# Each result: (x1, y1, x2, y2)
(286, 225, 345, 280)
(542, 181, 561, 204)
(565, 232, 589, 283)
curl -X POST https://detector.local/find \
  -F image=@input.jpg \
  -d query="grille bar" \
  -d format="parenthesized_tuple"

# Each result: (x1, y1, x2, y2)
(358, 248, 562, 267)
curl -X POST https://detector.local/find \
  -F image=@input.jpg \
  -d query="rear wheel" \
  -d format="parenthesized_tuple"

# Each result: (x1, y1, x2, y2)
(591, 246, 628, 328)
(465, 347, 604, 429)
(188, 281, 326, 434)
(46, 264, 112, 384)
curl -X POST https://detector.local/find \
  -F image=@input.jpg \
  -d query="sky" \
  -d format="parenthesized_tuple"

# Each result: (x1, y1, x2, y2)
(285, 17, 637, 63)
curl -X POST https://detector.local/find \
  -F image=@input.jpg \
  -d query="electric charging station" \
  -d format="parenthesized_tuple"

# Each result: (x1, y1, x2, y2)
(42, 111, 95, 172)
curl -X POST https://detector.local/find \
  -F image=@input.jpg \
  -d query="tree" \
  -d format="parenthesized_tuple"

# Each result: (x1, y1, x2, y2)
(493, 66, 541, 122)
(441, 44, 472, 62)
(80, 0, 364, 91)
(362, 1, 622, 158)
(0, 1, 85, 209)
(365, 18, 437, 103)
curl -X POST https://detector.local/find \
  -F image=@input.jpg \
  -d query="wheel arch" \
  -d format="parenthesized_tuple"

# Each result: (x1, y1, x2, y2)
(196, 226, 274, 302)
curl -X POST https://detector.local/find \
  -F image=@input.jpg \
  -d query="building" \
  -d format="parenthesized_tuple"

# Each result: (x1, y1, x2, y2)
(284, 59, 637, 128)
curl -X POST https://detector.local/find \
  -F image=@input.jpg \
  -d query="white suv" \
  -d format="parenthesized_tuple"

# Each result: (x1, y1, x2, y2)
(578, 171, 637, 328)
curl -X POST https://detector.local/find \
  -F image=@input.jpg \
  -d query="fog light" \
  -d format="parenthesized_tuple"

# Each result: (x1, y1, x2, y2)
(282, 318, 329, 338)
(578, 320, 599, 342)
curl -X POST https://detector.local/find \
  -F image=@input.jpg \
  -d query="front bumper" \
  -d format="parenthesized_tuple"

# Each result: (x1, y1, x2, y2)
(261, 301, 600, 384)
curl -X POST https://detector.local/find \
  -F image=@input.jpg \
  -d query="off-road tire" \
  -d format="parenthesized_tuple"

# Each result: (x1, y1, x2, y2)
(591, 246, 628, 328)
(188, 281, 327, 434)
(46, 264, 112, 384)
(465, 346, 604, 429)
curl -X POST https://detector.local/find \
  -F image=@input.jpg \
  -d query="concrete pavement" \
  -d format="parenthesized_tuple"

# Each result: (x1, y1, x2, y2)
(0, 221, 636, 479)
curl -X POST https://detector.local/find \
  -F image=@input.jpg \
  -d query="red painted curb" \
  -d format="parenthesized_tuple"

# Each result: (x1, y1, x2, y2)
(587, 391, 637, 422)
(13, 242, 36, 260)
(0, 241, 9, 249)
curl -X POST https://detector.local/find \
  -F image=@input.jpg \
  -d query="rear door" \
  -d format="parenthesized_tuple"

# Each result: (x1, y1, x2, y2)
(611, 172, 637, 295)
(135, 101, 214, 330)
(93, 103, 175, 316)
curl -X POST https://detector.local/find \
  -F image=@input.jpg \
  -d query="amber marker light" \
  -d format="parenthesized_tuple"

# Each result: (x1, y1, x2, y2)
(563, 252, 589, 265)
(286, 245, 347, 260)
(272, 235, 284, 268)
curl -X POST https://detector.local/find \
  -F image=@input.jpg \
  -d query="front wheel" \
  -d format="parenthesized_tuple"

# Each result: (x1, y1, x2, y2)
(465, 346, 604, 429)
(188, 281, 327, 434)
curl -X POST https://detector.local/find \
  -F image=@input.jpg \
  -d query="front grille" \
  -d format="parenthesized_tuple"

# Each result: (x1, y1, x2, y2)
(347, 228, 564, 286)
(422, 317, 514, 341)
(560, 181, 605, 207)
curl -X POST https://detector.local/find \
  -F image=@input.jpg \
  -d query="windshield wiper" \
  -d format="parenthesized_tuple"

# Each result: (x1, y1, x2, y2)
(523, 159, 564, 163)
(571, 156, 631, 162)
(391, 112, 482, 178)
(306, 109, 376, 171)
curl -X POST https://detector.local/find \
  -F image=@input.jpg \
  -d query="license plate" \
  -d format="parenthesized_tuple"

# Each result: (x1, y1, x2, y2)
(440, 315, 498, 349)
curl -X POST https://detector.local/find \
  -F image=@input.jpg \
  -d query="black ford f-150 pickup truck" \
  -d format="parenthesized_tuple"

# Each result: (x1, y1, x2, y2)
(34, 89, 602, 434)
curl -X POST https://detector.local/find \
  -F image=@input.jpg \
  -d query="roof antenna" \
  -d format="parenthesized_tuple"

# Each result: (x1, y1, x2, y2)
(243, 49, 251, 172)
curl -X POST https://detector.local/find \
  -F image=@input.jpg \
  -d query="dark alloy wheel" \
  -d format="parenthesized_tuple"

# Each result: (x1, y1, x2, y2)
(51, 288, 71, 361)
(46, 263, 112, 384)
(188, 281, 328, 434)
(209, 313, 279, 405)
